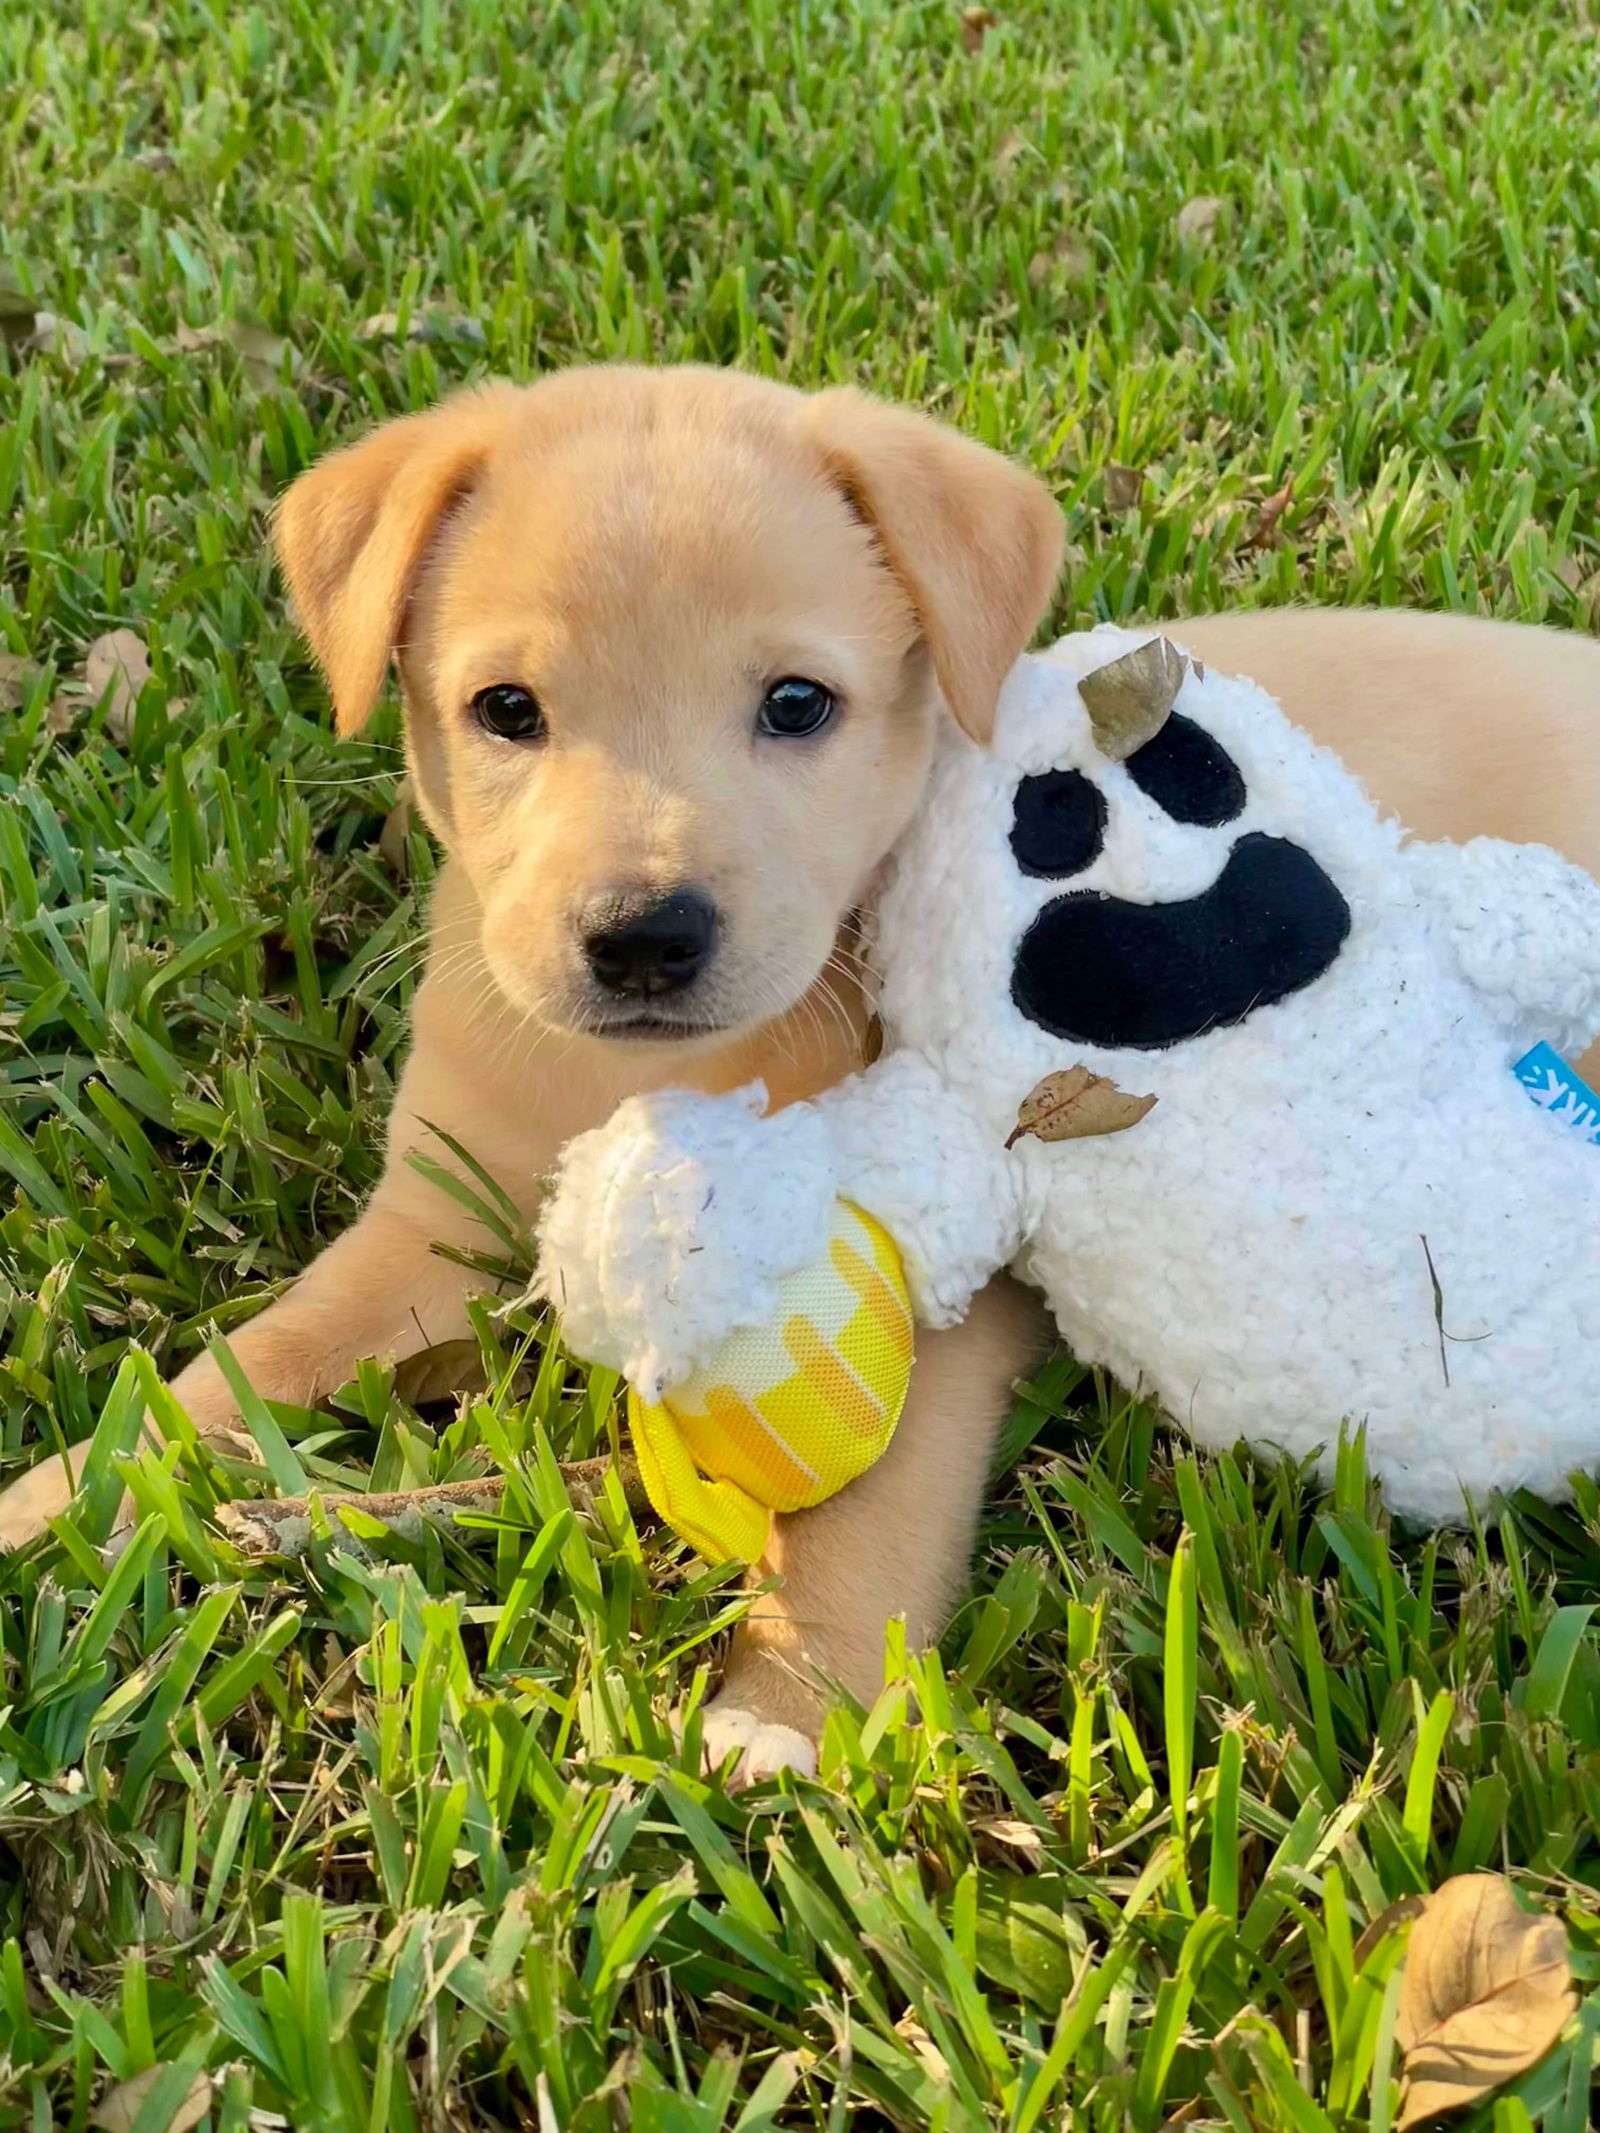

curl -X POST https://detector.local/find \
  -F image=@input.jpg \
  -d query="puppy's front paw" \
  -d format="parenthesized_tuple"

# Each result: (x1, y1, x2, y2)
(698, 1700, 819, 1788)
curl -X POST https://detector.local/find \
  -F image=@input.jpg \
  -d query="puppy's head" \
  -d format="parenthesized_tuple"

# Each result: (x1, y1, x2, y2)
(275, 366, 1061, 1045)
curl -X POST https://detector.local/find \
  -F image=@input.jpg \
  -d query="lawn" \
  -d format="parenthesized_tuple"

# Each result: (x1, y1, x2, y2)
(3, 0, 1600, 2125)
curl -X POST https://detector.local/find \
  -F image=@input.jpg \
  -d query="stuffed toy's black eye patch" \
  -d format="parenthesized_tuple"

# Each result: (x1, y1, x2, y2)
(1010, 768, 1107, 878)
(1124, 713, 1246, 828)
(1012, 832, 1351, 1049)
(1011, 715, 1243, 883)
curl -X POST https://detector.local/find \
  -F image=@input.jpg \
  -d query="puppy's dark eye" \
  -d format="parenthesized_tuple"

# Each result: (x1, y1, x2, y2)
(471, 683, 546, 742)
(758, 676, 835, 738)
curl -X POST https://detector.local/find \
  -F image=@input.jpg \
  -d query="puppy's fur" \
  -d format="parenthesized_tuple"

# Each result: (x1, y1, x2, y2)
(5, 366, 1600, 1783)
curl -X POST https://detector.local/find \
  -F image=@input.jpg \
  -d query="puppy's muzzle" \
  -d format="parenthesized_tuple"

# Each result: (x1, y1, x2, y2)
(579, 887, 718, 1000)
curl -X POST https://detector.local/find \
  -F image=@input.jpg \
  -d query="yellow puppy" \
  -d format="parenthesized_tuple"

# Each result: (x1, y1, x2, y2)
(4, 364, 1599, 1784)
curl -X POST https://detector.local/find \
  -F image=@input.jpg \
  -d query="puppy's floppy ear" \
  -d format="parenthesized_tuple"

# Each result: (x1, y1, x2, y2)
(805, 388, 1063, 742)
(273, 382, 521, 733)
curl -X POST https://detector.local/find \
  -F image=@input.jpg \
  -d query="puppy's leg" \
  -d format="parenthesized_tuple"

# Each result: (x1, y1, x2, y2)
(167, 1194, 490, 1432)
(0, 1178, 496, 1549)
(700, 1274, 1051, 1782)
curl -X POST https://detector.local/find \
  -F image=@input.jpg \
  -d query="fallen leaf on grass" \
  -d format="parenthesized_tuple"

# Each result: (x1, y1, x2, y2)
(0, 652, 41, 709)
(1079, 634, 1187, 759)
(972, 1814, 1047, 1864)
(1395, 1872, 1574, 2127)
(1175, 194, 1224, 245)
(392, 1337, 536, 1409)
(1006, 1065, 1157, 1148)
(959, 6, 997, 51)
(93, 2066, 213, 2133)
(1244, 474, 1295, 550)
(174, 317, 296, 382)
(1028, 231, 1093, 285)
(894, 2013, 951, 2082)
(25, 310, 88, 362)
(358, 309, 487, 347)
(1102, 462, 1144, 511)
(393, 1338, 490, 1407)
(227, 317, 293, 383)
(0, 289, 87, 361)
(84, 628, 153, 742)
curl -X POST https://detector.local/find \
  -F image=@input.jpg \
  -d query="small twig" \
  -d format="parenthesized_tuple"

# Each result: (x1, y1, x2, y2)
(214, 1454, 647, 1559)
(1421, 1233, 1450, 1388)
(1418, 1235, 1493, 1391)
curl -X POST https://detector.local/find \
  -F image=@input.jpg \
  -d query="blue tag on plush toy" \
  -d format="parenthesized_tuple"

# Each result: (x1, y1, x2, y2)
(1514, 1043, 1600, 1145)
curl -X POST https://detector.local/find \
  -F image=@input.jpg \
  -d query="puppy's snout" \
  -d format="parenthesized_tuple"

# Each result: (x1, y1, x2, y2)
(579, 888, 718, 998)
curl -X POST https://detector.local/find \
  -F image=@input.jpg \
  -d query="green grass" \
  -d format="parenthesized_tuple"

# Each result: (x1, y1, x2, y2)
(4, 0, 1600, 2124)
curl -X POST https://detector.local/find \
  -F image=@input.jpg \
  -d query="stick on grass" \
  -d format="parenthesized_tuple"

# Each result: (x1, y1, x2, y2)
(214, 1455, 647, 1558)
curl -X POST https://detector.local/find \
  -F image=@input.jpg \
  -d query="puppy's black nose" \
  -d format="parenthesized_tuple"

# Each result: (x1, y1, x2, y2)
(580, 888, 718, 998)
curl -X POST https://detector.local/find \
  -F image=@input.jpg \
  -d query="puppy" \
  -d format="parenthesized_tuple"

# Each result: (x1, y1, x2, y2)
(4, 365, 1599, 1783)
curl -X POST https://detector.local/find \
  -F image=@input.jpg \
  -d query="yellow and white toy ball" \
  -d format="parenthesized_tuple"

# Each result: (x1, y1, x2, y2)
(628, 1200, 913, 1563)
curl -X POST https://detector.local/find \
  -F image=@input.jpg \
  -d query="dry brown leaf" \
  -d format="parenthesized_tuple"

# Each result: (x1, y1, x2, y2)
(1244, 475, 1295, 550)
(25, 311, 88, 362)
(393, 1337, 536, 1409)
(1078, 635, 1187, 759)
(44, 695, 77, 739)
(174, 318, 295, 381)
(1006, 1065, 1157, 1149)
(1103, 462, 1144, 512)
(1396, 1873, 1574, 2127)
(84, 628, 153, 741)
(1175, 194, 1224, 245)
(227, 317, 292, 383)
(93, 2065, 213, 2133)
(1028, 230, 1092, 285)
(393, 1337, 491, 1407)
(358, 309, 485, 346)
(379, 778, 417, 874)
(0, 651, 42, 709)
(960, 6, 997, 51)
(1058, 233, 1093, 280)
(894, 2013, 951, 2082)
(972, 1815, 1047, 1864)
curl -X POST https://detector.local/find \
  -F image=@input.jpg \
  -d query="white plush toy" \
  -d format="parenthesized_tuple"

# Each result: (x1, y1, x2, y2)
(535, 627, 1600, 1530)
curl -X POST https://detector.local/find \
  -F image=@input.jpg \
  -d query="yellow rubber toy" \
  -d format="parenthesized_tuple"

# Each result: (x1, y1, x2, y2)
(628, 1200, 914, 1563)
